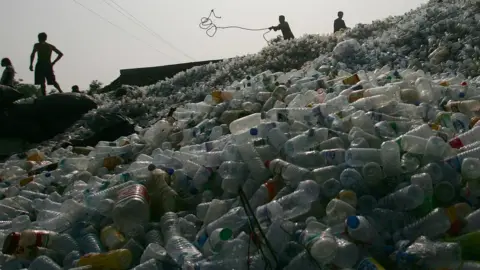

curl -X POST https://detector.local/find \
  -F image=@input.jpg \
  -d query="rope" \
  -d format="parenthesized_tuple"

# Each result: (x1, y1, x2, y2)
(199, 9, 272, 43)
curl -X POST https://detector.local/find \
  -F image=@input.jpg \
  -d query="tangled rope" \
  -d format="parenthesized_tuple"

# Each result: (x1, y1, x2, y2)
(199, 9, 272, 43)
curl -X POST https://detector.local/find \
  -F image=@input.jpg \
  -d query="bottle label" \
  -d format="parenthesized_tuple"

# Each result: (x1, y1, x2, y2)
(449, 103, 460, 112)
(323, 150, 338, 164)
(445, 206, 457, 224)
(300, 231, 320, 248)
(342, 74, 360, 86)
(77, 249, 132, 269)
(264, 182, 277, 201)
(103, 156, 122, 171)
(348, 91, 364, 103)
(19, 176, 34, 187)
(117, 184, 150, 204)
(35, 231, 51, 247)
(102, 228, 125, 249)
(444, 156, 461, 172)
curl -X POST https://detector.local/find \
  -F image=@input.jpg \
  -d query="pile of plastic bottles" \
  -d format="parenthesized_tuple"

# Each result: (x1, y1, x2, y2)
(2, 62, 480, 270)
(35, 0, 478, 145)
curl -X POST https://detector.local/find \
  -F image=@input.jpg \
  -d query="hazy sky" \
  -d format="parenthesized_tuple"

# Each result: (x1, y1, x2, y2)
(1, 0, 428, 90)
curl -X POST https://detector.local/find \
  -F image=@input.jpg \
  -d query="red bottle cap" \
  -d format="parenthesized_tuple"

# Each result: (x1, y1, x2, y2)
(2, 232, 20, 255)
(449, 138, 464, 149)
(264, 160, 271, 168)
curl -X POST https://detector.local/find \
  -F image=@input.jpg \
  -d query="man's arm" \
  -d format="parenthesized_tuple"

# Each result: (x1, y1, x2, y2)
(269, 24, 280, 31)
(29, 44, 38, 71)
(51, 46, 64, 66)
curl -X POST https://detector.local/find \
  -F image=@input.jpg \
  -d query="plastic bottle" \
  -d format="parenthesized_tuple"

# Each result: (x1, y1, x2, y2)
(112, 184, 150, 237)
(75, 249, 132, 269)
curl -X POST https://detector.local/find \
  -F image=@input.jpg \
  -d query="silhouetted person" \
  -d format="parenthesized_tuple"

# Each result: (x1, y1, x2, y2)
(334, 11, 347, 33)
(29, 32, 63, 96)
(269, 15, 295, 40)
(71, 85, 80, 93)
(0, 58, 15, 87)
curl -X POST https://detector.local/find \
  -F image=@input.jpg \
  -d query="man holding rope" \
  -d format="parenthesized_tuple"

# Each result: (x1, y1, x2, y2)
(269, 15, 295, 40)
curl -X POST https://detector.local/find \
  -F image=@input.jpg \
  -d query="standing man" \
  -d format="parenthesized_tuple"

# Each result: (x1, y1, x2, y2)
(334, 11, 347, 33)
(29, 32, 63, 96)
(269, 15, 295, 40)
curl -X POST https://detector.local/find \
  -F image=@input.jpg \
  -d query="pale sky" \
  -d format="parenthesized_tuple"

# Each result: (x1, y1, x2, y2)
(1, 0, 428, 91)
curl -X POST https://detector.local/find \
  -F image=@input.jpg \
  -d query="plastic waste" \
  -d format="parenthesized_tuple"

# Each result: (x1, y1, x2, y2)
(3, 2, 480, 268)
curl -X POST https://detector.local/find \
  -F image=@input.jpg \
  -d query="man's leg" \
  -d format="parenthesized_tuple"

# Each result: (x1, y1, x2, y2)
(40, 83, 46, 96)
(47, 65, 62, 93)
(53, 82, 63, 93)
(34, 65, 46, 96)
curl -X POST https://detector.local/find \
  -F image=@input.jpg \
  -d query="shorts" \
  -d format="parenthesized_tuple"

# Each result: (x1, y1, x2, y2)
(34, 63, 56, 85)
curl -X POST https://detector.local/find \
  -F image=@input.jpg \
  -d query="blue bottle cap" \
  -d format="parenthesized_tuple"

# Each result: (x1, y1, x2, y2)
(166, 168, 175, 175)
(346, 216, 360, 229)
(294, 230, 303, 241)
(45, 172, 51, 177)
(250, 128, 258, 136)
(197, 234, 208, 247)
(459, 92, 465, 98)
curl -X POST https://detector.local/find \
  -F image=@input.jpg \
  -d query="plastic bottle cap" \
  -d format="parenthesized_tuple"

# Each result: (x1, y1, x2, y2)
(219, 228, 233, 240)
(459, 92, 465, 98)
(346, 216, 360, 229)
(2, 232, 20, 255)
(166, 168, 175, 175)
(461, 82, 467, 86)
(45, 172, 51, 177)
(197, 234, 208, 247)
(294, 230, 302, 241)
(264, 160, 271, 168)
(148, 164, 156, 171)
(250, 128, 258, 136)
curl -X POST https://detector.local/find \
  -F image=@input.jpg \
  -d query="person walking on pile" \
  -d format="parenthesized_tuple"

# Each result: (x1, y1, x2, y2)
(334, 11, 348, 33)
(0, 58, 15, 87)
(29, 32, 63, 96)
(269, 15, 295, 40)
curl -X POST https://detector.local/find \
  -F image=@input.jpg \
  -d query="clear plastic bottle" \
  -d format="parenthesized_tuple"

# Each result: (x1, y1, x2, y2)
(396, 203, 471, 241)
(449, 126, 480, 148)
(284, 128, 329, 156)
(377, 184, 424, 211)
(75, 249, 133, 269)
(345, 148, 382, 167)
(112, 184, 150, 237)
(266, 159, 311, 188)
(345, 215, 383, 245)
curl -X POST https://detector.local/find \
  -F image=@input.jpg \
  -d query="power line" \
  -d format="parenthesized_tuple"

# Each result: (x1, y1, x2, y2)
(71, 0, 177, 61)
(104, 0, 196, 62)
